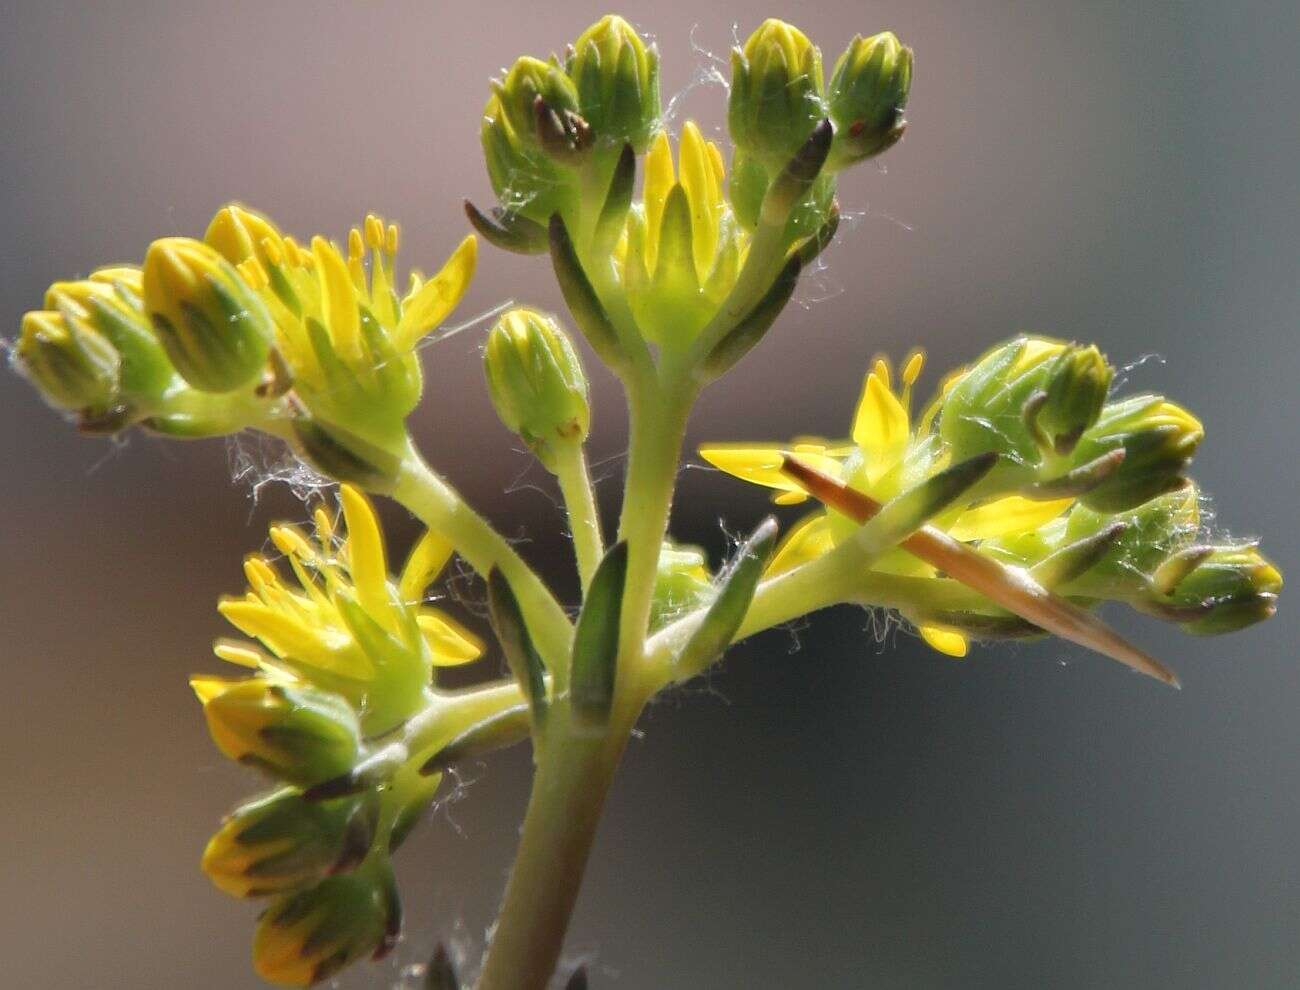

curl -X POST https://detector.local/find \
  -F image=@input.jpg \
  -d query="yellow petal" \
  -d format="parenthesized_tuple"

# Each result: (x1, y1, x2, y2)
(189, 674, 234, 705)
(699, 443, 843, 498)
(767, 512, 837, 576)
(417, 611, 484, 666)
(948, 496, 1074, 542)
(920, 624, 968, 658)
(395, 234, 477, 349)
(643, 130, 674, 273)
(852, 371, 909, 479)
(311, 236, 361, 362)
(399, 529, 455, 604)
(339, 485, 387, 605)
(678, 121, 719, 280)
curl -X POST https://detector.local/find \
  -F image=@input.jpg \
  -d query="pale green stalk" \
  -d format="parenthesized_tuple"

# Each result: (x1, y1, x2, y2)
(391, 445, 573, 669)
(551, 438, 604, 591)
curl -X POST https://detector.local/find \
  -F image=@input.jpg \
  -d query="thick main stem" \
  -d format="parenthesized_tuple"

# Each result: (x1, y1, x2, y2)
(474, 697, 642, 990)
(476, 376, 694, 989)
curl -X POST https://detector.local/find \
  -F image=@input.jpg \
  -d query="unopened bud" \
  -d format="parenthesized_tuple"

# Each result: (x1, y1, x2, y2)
(481, 58, 581, 224)
(253, 866, 400, 986)
(1073, 396, 1203, 512)
(16, 308, 119, 412)
(45, 270, 176, 407)
(826, 31, 912, 169)
(192, 677, 361, 787)
(1031, 345, 1113, 454)
(484, 308, 590, 469)
(202, 788, 378, 899)
(1167, 545, 1282, 635)
(729, 20, 826, 173)
(939, 336, 1068, 466)
(567, 15, 661, 153)
(143, 237, 274, 393)
(650, 541, 712, 630)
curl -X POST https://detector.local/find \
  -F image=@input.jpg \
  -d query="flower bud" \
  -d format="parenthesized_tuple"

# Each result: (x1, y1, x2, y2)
(1166, 545, 1282, 635)
(202, 788, 378, 899)
(826, 32, 912, 169)
(566, 15, 661, 153)
(1032, 344, 1113, 454)
(482, 57, 585, 219)
(484, 308, 590, 469)
(142, 236, 274, 393)
(45, 270, 177, 408)
(15, 308, 119, 413)
(650, 541, 712, 630)
(729, 19, 827, 173)
(192, 677, 361, 787)
(939, 337, 1068, 467)
(494, 56, 582, 148)
(253, 866, 400, 986)
(1072, 396, 1203, 512)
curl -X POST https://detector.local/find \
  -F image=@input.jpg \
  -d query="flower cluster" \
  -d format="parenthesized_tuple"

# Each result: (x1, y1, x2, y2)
(7, 13, 1284, 990)
(15, 205, 475, 489)
(703, 337, 1280, 656)
(192, 487, 516, 986)
(471, 16, 912, 378)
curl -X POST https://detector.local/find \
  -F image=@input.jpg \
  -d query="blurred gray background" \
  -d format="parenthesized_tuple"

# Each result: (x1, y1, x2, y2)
(2, 1, 1297, 987)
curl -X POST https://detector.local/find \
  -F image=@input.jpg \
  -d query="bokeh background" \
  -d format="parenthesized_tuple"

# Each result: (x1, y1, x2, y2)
(2, 2, 1297, 987)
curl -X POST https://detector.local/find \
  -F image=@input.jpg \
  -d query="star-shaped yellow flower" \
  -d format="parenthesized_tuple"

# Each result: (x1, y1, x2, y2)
(700, 351, 1077, 657)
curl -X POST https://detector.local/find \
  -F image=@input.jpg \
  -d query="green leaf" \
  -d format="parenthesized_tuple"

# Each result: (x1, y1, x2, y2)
(419, 704, 531, 775)
(464, 199, 549, 254)
(701, 256, 801, 379)
(571, 541, 628, 727)
(856, 453, 999, 555)
(486, 568, 548, 727)
(674, 517, 778, 680)
(593, 143, 636, 252)
(548, 214, 625, 369)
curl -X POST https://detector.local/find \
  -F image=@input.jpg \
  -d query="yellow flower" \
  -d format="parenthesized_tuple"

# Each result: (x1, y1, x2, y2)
(203, 204, 476, 449)
(208, 485, 482, 735)
(620, 122, 747, 348)
(700, 350, 1076, 658)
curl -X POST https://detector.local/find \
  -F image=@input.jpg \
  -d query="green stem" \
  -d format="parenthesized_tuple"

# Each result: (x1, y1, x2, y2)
(551, 439, 604, 592)
(475, 690, 647, 990)
(615, 374, 696, 664)
(392, 447, 573, 668)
